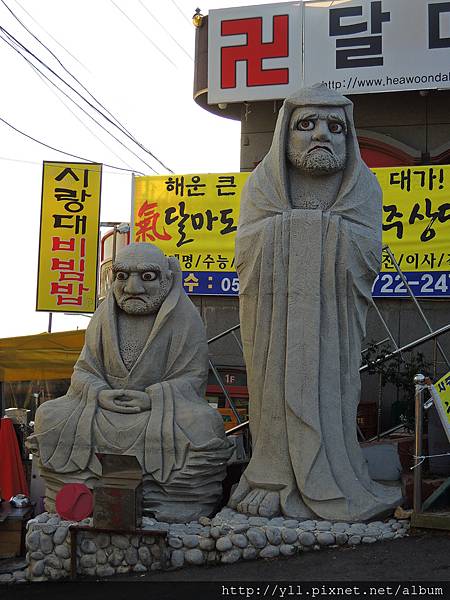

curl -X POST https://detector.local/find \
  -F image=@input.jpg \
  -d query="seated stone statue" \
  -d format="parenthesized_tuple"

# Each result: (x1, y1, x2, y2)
(27, 243, 233, 522)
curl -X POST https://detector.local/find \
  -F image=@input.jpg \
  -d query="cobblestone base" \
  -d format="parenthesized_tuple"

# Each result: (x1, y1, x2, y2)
(1, 508, 410, 584)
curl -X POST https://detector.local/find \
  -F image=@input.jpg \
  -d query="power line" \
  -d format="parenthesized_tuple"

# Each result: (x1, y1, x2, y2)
(0, 19, 169, 171)
(10, 0, 90, 73)
(0, 1, 173, 172)
(110, 0, 177, 68)
(0, 155, 38, 165)
(3, 0, 154, 150)
(32, 65, 140, 174)
(0, 114, 145, 174)
(1, 0, 122, 130)
(0, 155, 137, 175)
(0, 24, 173, 172)
(138, 0, 193, 62)
(0, 29, 158, 174)
(170, 0, 193, 26)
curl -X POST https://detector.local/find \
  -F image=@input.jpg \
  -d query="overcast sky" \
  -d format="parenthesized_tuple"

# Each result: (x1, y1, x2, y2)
(0, 0, 288, 338)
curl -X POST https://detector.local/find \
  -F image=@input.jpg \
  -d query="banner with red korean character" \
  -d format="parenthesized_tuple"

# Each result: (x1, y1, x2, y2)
(133, 173, 247, 295)
(133, 168, 450, 298)
(36, 162, 102, 313)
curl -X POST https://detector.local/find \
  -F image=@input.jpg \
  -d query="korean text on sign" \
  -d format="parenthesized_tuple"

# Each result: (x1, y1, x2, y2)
(133, 173, 248, 273)
(134, 168, 450, 299)
(432, 372, 450, 444)
(36, 162, 102, 313)
(373, 165, 450, 298)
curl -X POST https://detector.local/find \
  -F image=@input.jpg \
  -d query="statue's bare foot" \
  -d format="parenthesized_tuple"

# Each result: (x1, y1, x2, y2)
(237, 488, 280, 518)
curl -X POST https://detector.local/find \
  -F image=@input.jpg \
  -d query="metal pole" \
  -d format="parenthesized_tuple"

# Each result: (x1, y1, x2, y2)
(0, 381, 4, 419)
(359, 322, 450, 373)
(377, 372, 383, 441)
(384, 245, 450, 370)
(231, 330, 243, 353)
(208, 324, 240, 345)
(362, 337, 390, 355)
(226, 420, 249, 436)
(366, 422, 406, 443)
(433, 338, 437, 380)
(70, 527, 77, 580)
(112, 224, 118, 264)
(371, 301, 401, 356)
(47, 312, 53, 333)
(413, 373, 425, 515)
(130, 173, 136, 235)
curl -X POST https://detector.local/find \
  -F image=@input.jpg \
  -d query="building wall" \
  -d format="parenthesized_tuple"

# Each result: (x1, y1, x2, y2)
(191, 296, 242, 367)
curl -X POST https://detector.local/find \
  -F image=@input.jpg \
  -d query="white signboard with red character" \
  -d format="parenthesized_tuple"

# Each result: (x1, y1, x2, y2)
(208, 0, 450, 104)
(207, 2, 302, 104)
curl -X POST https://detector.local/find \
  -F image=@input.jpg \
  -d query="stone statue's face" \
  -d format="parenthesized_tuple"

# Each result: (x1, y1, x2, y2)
(112, 255, 172, 315)
(287, 106, 347, 176)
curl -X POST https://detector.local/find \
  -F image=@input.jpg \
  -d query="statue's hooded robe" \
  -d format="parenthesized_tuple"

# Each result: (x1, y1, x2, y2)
(29, 259, 232, 522)
(230, 86, 402, 521)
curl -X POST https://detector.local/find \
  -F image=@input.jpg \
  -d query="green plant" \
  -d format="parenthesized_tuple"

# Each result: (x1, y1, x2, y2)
(362, 341, 432, 429)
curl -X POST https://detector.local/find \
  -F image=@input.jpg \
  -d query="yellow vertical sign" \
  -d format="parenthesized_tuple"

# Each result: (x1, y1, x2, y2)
(36, 162, 102, 313)
(433, 372, 450, 443)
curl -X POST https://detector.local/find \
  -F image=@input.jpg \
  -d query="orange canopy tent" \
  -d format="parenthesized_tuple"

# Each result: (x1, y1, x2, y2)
(0, 330, 85, 382)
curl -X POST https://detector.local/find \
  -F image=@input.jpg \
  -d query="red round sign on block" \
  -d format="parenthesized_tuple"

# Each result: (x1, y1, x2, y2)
(55, 483, 93, 521)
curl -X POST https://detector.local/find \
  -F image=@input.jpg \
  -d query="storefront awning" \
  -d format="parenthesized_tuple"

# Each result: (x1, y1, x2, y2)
(0, 330, 85, 382)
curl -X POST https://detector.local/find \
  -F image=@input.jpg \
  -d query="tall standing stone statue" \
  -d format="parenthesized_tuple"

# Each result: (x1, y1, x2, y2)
(229, 85, 402, 521)
(28, 243, 233, 522)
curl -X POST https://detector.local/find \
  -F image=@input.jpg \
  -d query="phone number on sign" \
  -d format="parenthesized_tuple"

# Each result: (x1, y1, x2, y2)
(220, 277, 239, 293)
(224, 273, 450, 297)
(372, 272, 450, 297)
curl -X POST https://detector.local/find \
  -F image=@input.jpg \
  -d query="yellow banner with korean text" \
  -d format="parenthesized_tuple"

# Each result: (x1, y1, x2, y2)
(133, 167, 450, 298)
(36, 162, 102, 313)
(374, 165, 450, 297)
(133, 173, 247, 273)
(377, 166, 450, 273)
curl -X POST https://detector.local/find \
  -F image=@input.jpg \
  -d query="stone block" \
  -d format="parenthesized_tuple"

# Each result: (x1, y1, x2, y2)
(55, 544, 70, 559)
(280, 544, 296, 556)
(260, 545, 280, 558)
(53, 527, 69, 546)
(185, 549, 205, 565)
(138, 546, 152, 566)
(216, 536, 233, 552)
(111, 534, 129, 549)
(247, 528, 267, 548)
(171, 549, 184, 568)
(183, 535, 200, 549)
(230, 534, 248, 549)
(316, 532, 335, 546)
(199, 537, 215, 551)
(298, 531, 315, 546)
(221, 548, 241, 563)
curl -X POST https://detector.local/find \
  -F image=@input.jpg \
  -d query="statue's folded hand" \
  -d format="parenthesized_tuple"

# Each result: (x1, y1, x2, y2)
(115, 390, 151, 413)
(98, 389, 150, 413)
